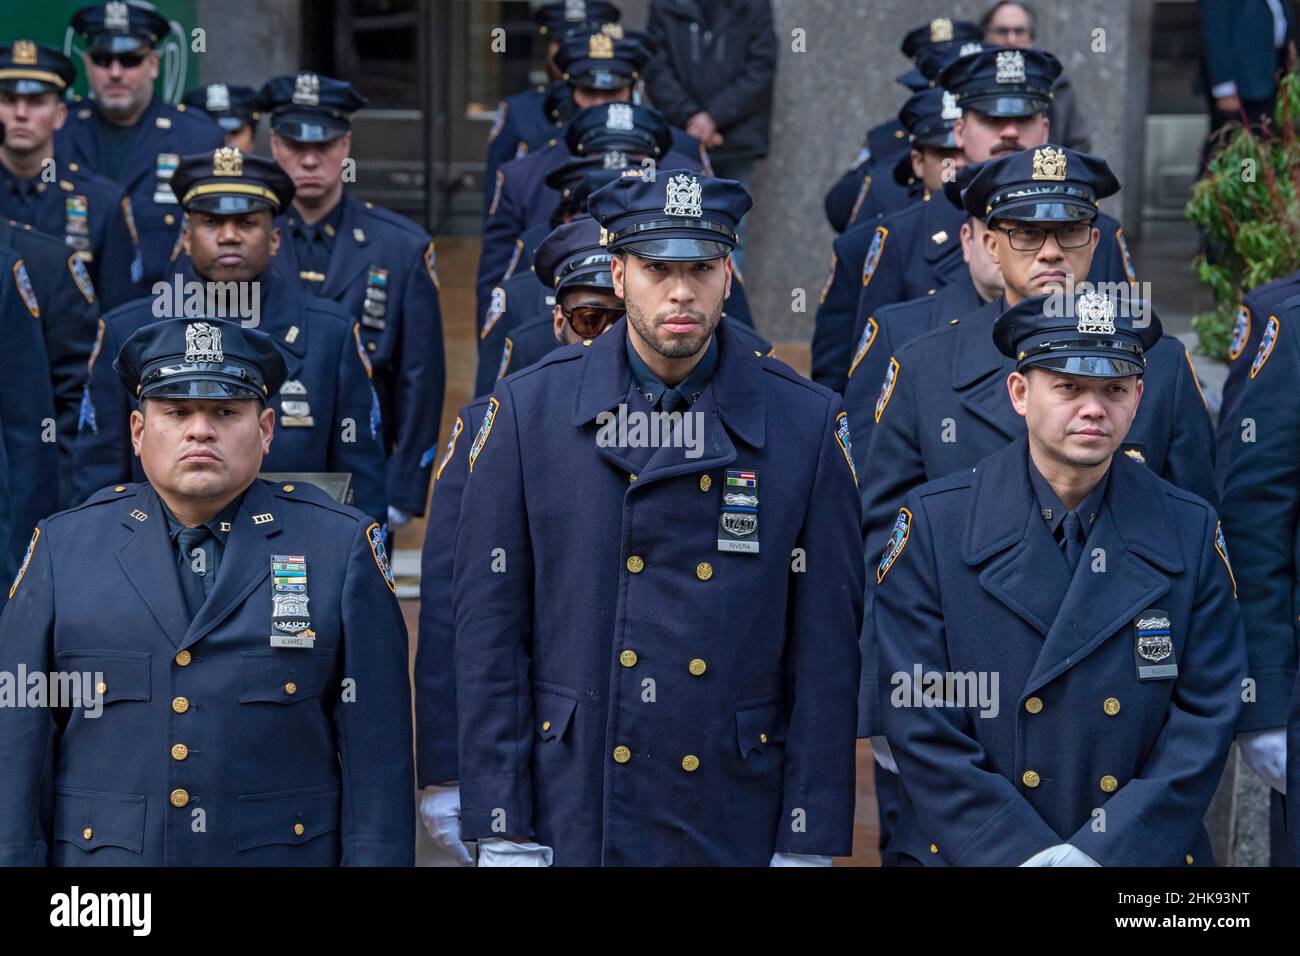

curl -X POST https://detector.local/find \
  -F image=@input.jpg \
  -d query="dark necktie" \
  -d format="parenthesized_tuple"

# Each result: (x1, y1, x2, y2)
(176, 526, 211, 619)
(660, 388, 685, 413)
(297, 224, 329, 276)
(1061, 510, 1084, 574)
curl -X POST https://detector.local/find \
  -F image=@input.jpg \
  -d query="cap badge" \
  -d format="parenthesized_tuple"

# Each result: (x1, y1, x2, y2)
(930, 18, 953, 43)
(602, 149, 629, 169)
(292, 72, 320, 107)
(1076, 292, 1117, 335)
(565, 0, 587, 21)
(1032, 146, 1067, 181)
(602, 23, 625, 39)
(205, 83, 231, 112)
(104, 1, 130, 32)
(605, 102, 634, 131)
(598, 225, 610, 247)
(213, 146, 243, 177)
(13, 40, 37, 66)
(589, 32, 614, 60)
(664, 173, 703, 218)
(940, 90, 962, 121)
(184, 322, 224, 363)
(995, 50, 1026, 84)
(959, 41, 983, 56)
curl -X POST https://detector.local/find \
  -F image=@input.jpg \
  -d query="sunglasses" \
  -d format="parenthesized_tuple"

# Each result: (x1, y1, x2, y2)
(562, 303, 623, 338)
(88, 51, 148, 69)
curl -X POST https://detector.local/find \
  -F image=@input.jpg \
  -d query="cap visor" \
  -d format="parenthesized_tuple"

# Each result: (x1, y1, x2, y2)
(272, 117, 348, 142)
(896, 68, 930, 91)
(0, 79, 63, 95)
(990, 198, 1097, 223)
(616, 237, 732, 261)
(571, 72, 634, 90)
(961, 94, 1050, 118)
(1024, 354, 1144, 378)
(185, 195, 280, 216)
(88, 35, 151, 54)
(141, 378, 265, 400)
(913, 129, 957, 148)
(216, 116, 246, 131)
(556, 269, 616, 294)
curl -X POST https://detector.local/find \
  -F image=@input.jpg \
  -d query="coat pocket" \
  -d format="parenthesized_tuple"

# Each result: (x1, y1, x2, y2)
(239, 649, 336, 704)
(54, 786, 147, 853)
(735, 694, 787, 758)
(54, 650, 150, 706)
(237, 783, 341, 850)
(532, 687, 578, 743)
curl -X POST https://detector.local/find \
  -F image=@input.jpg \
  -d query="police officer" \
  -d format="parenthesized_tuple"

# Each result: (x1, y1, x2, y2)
(58, 3, 225, 286)
(182, 83, 261, 152)
(483, 0, 623, 216)
(74, 147, 388, 524)
(875, 290, 1245, 865)
(260, 72, 445, 529)
(0, 317, 414, 865)
(454, 171, 862, 866)
(0, 40, 144, 310)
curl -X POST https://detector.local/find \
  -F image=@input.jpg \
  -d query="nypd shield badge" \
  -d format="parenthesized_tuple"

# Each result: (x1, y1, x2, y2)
(718, 469, 759, 554)
(270, 554, 315, 647)
(1133, 609, 1177, 680)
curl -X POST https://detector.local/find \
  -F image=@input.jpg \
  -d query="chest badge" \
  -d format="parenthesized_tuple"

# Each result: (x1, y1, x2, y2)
(279, 379, 314, 427)
(271, 554, 315, 647)
(153, 153, 180, 204)
(1133, 609, 1177, 680)
(717, 469, 759, 554)
(362, 267, 388, 330)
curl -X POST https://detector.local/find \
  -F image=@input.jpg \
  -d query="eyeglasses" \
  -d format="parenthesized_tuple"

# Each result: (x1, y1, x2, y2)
(88, 51, 147, 69)
(997, 221, 1092, 252)
(562, 303, 622, 338)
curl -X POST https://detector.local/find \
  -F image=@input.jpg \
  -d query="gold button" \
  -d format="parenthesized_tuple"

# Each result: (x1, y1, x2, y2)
(1185, 854, 1194, 865)
(171, 743, 188, 761)
(583, 338, 592, 347)
(283, 484, 295, 492)
(284, 682, 297, 695)
(367, 342, 376, 352)
(699, 474, 711, 492)
(113, 485, 126, 493)
(175, 650, 192, 666)
(541, 720, 551, 731)
(1100, 775, 1118, 793)
(696, 562, 713, 581)
(1024, 696, 1043, 714)
(613, 745, 631, 763)
(1022, 770, 1040, 788)
(172, 696, 189, 714)
(628, 474, 637, 484)
(688, 658, 707, 676)
(1103, 697, 1121, 717)
(96, 681, 107, 695)
(930, 843, 939, 855)
(626, 555, 644, 573)
(83, 827, 93, 840)
(681, 754, 700, 772)
(759, 733, 768, 744)
(294, 823, 305, 836)
(164, 214, 175, 225)
(619, 649, 638, 667)
(170, 788, 190, 808)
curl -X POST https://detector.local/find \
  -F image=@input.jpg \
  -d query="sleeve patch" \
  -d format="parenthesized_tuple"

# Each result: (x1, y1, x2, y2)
(834, 411, 858, 487)
(366, 522, 396, 594)
(1215, 520, 1237, 598)
(818, 252, 837, 305)
(352, 323, 373, 377)
(1116, 227, 1136, 284)
(1250, 315, 1279, 379)
(424, 241, 440, 290)
(9, 527, 39, 599)
(13, 260, 39, 317)
(468, 396, 500, 473)
(488, 170, 505, 217)
(68, 254, 96, 305)
(87, 318, 106, 374)
(862, 226, 888, 287)
(848, 317, 879, 378)
(121, 196, 139, 246)
(1182, 349, 1207, 408)
(849, 174, 873, 224)
(487, 101, 508, 143)
(481, 287, 507, 340)
(497, 337, 514, 380)
(877, 508, 911, 584)
(875, 356, 900, 423)
(1227, 304, 1250, 361)
(503, 239, 525, 281)
(435, 415, 465, 481)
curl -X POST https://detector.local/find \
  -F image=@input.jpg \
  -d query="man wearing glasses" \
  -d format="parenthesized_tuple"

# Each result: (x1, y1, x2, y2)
(856, 146, 1218, 792)
(58, 3, 224, 289)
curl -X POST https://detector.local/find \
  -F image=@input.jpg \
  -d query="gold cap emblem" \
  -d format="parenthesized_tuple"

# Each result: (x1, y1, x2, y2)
(1032, 146, 1067, 182)
(13, 40, 37, 66)
(213, 146, 243, 177)
(930, 18, 953, 43)
(589, 32, 614, 59)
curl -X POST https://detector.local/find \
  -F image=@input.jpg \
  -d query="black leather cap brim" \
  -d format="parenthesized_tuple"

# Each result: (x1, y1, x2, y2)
(184, 194, 280, 216)
(0, 79, 63, 95)
(1024, 354, 1145, 378)
(569, 71, 634, 90)
(617, 237, 733, 261)
(140, 377, 265, 401)
(271, 117, 348, 143)
(960, 94, 1050, 117)
(556, 268, 616, 295)
(989, 198, 1097, 223)
(86, 35, 152, 54)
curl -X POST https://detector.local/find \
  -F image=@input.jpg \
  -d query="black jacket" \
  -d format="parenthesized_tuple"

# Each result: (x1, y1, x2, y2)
(644, 0, 778, 161)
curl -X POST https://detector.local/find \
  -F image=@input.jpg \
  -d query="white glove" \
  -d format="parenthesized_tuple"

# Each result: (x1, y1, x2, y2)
(770, 852, 833, 866)
(869, 735, 898, 773)
(1238, 728, 1287, 794)
(387, 505, 412, 529)
(419, 784, 472, 866)
(476, 838, 554, 867)
(1020, 843, 1101, 867)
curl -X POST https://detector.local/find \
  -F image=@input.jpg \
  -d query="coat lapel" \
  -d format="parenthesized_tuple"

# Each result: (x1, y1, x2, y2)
(951, 297, 1022, 441)
(115, 485, 190, 649)
(321, 195, 374, 299)
(118, 100, 176, 196)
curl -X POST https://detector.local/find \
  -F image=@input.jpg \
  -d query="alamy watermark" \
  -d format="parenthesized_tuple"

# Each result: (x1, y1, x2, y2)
(596, 404, 705, 459)
(890, 665, 1000, 718)
(151, 275, 261, 327)
(0, 667, 104, 718)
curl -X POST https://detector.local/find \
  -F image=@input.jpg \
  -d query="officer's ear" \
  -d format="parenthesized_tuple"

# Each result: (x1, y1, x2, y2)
(129, 406, 145, 458)
(721, 254, 733, 299)
(610, 252, 626, 298)
(259, 405, 275, 454)
(1006, 370, 1030, 418)
(268, 224, 281, 257)
(952, 115, 966, 151)
(145, 50, 159, 82)
(180, 217, 192, 258)
(552, 302, 566, 343)
(339, 131, 353, 159)
(52, 99, 68, 133)
(910, 148, 925, 181)
(982, 222, 1003, 265)
(959, 221, 973, 262)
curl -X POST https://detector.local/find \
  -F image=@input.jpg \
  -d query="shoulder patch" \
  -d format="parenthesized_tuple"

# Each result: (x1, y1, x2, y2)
(1214, 520, 1237, 598)
(423, 241, 440, 289)
(877, 508, 912, 584)
(488, 169, 506, 217)
(1228, 304, 1250, 361)
(9, 527, 39, 599)
(352, 324, 373, 377)
(1250, 315, 1279, 379)
(68, 254, 96, 305)
(481, 287, 507, 339)
(875, 356, 900, 423)
(1116, 227, 1136, 284)
(435, 415, 466, 481)
(497, 337, 514, 380)
(503, 239, 525, 280)
(834, 411, 858, 486)
(487, 100, 508, 142)
(120, 196, 139, 246)
(1184, 349, 1207, 408)
(849, 174, 873, 224)
(862, 226, 888, 287)
(818, 252, 837, 305)
(12, 260, 38, 317)
(848, 317, 879, 378)
(468, 396, 501, 473)
(365, 522, 396, 594)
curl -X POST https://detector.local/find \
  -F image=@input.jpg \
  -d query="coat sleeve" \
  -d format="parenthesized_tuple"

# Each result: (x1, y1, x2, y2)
(414, 412, 471, 786)
(387, 244, 445, 516)
(1161, 346, 1219, 508)
(1200, 0, 1238, 90)
(643, 3, 704, 127)
(453, 388, 537, 840)
(1220, 315, 1299, 731)
(482, 102, 522, 220)
(93, 194, 146, 311)
(336, 517, 415, 865)
(776, 397, 863, 856)
(809, 236, 859, 392)
(328, 323, 389, 524)
(475, 174, 526, 320)
(704, 2, 777, 132)
(824, 164, 867, 234)
(44, 254, 100, 497)
(842, 314, 891, 473)
(71, 317, 133, 505)
(1069, 506, 1246, 865)
(876, 493, 1063, 864)
(0, 523, 56, 865)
